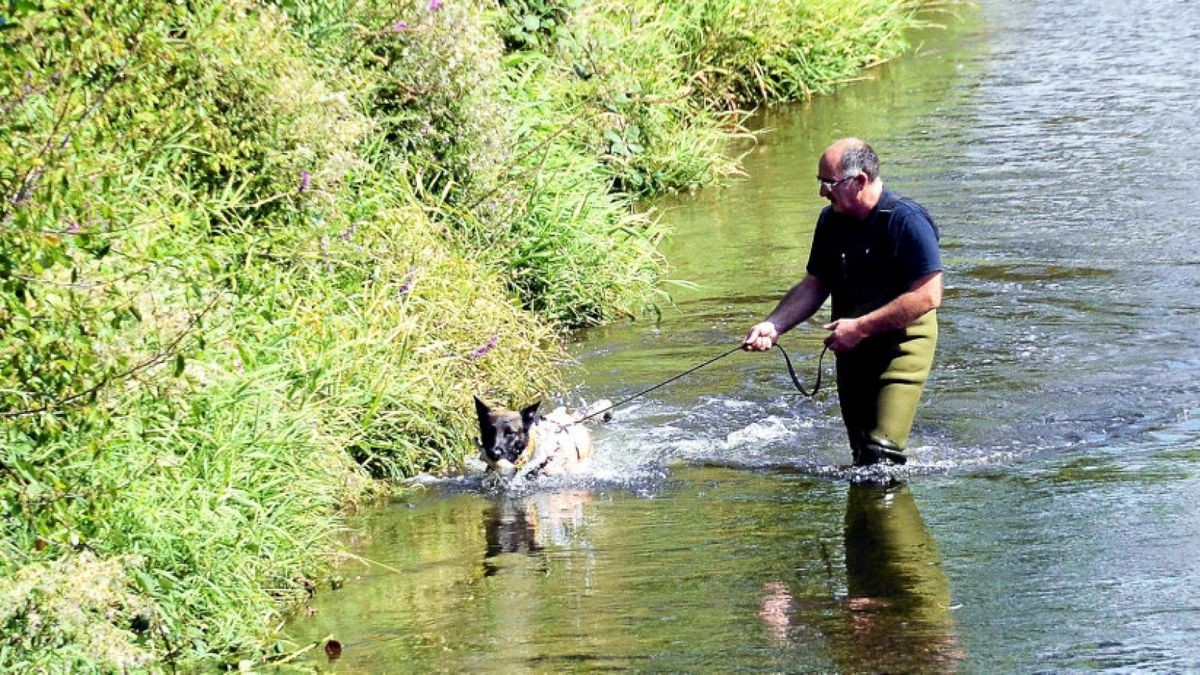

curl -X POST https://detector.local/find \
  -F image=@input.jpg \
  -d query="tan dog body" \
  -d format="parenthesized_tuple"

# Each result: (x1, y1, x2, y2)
(524, 406, 596, 476)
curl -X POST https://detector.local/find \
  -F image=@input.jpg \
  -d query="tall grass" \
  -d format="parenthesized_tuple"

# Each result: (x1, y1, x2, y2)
(653, 0, 925, 106)
(1, 0, 929, 669)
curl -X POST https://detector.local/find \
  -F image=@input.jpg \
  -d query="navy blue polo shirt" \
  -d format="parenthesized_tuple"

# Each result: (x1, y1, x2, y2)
(806, 188, 941, 321)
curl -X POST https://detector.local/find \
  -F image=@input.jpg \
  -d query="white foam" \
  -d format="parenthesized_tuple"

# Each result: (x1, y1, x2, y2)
(722, 415, 796, 447)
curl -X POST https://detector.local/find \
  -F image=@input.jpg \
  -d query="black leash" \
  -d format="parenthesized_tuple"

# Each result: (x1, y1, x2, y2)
(775, 343, 830, 397)
(578, 342, 829, 423)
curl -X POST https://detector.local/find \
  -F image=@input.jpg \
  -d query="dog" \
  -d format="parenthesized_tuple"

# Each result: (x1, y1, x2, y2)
(473, 395, 612, 483)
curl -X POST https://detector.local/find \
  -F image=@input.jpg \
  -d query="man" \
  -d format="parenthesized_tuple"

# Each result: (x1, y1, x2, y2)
(743, 138, 942, 466)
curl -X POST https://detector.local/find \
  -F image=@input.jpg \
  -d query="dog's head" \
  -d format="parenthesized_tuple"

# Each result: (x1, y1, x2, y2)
(474, 396, 540, 477)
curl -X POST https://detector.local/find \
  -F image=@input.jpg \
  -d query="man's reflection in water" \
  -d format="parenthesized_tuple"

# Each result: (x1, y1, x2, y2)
(836, 482, 962, 671)
(759, 483, 961, 670)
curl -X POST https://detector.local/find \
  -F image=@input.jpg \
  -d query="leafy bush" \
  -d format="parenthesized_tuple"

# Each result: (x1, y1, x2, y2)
(1, 0, 926, 669)
(1, 0, 561, 668)
(495, 0, 583, 51)
(351, 0, 506, 206)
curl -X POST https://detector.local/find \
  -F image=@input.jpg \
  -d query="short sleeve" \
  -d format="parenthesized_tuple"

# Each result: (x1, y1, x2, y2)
(891, 200, 942, 282)
(806, 207, 834, 281)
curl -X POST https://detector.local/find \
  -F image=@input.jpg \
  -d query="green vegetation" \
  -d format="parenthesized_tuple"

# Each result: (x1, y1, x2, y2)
(1, 0, 927, 669)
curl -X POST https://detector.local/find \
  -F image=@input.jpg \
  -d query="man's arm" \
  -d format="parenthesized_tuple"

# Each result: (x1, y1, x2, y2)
(823, 271, 942, 352)
(743, 274, 830, 351)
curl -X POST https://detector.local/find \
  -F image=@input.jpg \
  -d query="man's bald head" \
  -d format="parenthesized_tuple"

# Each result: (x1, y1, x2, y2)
(818, 138, 883, 218)
(824, 138, 880, 181)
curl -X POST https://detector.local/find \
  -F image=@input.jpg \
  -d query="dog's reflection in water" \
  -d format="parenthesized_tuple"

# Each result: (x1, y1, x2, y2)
(483, 490, 592, 576)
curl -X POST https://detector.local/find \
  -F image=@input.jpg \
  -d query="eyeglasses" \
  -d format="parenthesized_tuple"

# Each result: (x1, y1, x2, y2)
(817, 174, 857, 190)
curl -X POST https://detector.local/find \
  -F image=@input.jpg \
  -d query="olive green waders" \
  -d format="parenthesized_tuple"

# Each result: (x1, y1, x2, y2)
(835, 310, 937, 466)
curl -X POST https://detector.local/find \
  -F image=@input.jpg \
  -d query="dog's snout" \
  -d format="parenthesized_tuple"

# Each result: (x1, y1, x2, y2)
(500, 442, 524, 463)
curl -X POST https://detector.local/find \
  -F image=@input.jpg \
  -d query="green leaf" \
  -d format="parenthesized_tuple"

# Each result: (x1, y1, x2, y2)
(173, 353, 185, 377)
(132, 568, 159, 594)
(12, 0, 45, 13)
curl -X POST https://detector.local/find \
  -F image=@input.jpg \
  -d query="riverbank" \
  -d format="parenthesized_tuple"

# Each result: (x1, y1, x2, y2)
(1, 0, 927, 669)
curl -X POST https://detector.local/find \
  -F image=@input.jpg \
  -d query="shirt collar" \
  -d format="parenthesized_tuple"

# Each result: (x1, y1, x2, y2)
(866, 187, 897, 222)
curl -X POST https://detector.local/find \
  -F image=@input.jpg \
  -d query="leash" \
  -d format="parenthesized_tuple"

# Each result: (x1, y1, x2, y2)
(578, 342, 829, 423)
(776, 343, 830, 397)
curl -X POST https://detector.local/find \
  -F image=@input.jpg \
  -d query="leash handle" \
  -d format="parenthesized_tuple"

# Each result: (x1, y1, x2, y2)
(774, 343, 828, 397)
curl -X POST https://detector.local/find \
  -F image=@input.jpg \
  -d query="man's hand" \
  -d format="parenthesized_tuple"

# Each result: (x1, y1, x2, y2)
(823, 318, 867, 352)
(743, 321, 779, 351)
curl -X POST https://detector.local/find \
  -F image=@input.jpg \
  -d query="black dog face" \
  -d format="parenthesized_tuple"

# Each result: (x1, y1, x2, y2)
(474, 396, 540, 467)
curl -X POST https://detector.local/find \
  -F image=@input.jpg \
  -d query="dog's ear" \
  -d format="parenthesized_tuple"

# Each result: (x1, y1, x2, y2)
(519, 401, 541, 429)
(474, 395, 493, 422)
(474, 396, 496, 446)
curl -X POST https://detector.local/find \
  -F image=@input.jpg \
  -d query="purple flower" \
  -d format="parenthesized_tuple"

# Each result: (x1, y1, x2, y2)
(393, 20, 408, 31)
(67, 220, 82, 234)
(427, 0, 442, 10)
(299, 170, 311, 193)
(469, 334, 498, 360)
(397, 266, 417, 296)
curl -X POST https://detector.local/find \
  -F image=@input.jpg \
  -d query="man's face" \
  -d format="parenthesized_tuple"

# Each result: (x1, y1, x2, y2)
(817, 151, 860, 215)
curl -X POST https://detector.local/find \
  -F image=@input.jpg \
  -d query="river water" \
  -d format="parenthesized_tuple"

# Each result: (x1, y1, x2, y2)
(287, 1, 1200, 670)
